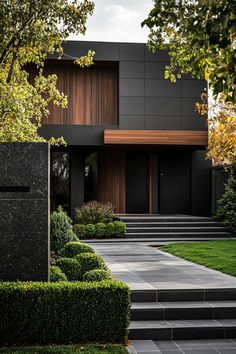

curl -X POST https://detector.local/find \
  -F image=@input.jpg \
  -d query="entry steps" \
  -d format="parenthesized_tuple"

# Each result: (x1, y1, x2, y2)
(118, 215, 231, 240)
(129, 289, 236, 340)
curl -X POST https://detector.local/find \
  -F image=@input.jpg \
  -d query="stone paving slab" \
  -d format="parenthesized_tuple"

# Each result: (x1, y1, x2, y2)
(89, 243, 236, 290)
(128, 339, 236, 353)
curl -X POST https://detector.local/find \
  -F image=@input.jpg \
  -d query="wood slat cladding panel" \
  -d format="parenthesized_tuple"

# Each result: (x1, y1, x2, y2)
(40, 62, 118, 125)
(104, 130, 208, 146)
(98, 150, 126, 213)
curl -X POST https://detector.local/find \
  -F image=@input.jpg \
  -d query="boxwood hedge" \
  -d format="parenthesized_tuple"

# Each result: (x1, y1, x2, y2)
(0, 281, 130, 346)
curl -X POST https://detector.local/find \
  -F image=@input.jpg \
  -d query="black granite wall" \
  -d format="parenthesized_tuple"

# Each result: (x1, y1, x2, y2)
(0, 143, 50, 281)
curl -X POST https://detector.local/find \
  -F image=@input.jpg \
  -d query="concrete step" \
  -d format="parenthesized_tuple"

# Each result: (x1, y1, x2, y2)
(126, 232, 231, 238)
(125, 221, 223, 227)
(131, 289, 236, 302)
(87, 237, 234, 243)
(120, 217, 214, 222)
(129, 319, 236, 340)
(131, 301, 236, 321)
(126, 227, 226, 233)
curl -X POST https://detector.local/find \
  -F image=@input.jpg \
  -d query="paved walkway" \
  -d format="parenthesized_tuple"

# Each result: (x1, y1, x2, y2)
(128, 339, 236, 353)
(91, 242, 236, 290)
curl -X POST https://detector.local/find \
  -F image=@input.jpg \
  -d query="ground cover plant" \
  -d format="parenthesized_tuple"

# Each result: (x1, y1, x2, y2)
(0, 344, 128, 353)
(161, 240, 236, 277)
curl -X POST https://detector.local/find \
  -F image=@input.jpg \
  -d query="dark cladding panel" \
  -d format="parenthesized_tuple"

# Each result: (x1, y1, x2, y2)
(145, 97, 181, 116)
(145, 47, 170, 62)
(40, 125, 119, 146)
(145, 116, 181, 130)
(182, 79, 207, 97)
(50, 41, 120, 61)
(145, 62, 166, 79)
(120, 61, 144, 78)
(119, 115, 145, 129)
(120, 43, 145, 61)
(191, 150, 211, 216)
(120, 78, 145, 97)
(119, 97, 145, 115)
(145, 79, 181, 97)
(182, 97, 202, 116)
(182, 116, 208, 131)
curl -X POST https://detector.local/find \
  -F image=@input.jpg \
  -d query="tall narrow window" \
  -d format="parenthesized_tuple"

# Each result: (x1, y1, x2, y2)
(51, 152, 70, 213)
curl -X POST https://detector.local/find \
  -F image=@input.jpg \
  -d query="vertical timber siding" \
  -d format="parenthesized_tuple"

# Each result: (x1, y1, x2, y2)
(98, 150, 126, 213)
(40, 61, 118, 125)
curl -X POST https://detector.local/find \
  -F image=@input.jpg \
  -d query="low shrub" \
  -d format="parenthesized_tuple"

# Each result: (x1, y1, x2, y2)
(95, 222, 106, 238)
(76, 252, 108, 275)
(75, 201, 115, 224)
(83, 269, 112, 282)
(60, 242, 95, 258)
(73, 224, 86, 239)
(0, 281, 130, 345)
(51, 206, 78, 254)
(74, 221, 126, 239)
(85, 224, 95, 238)
(113, 221, 126, 238)
(105, 221, 115, 237)
(50, 266, 67, 282)
(55, 258, 82, 281)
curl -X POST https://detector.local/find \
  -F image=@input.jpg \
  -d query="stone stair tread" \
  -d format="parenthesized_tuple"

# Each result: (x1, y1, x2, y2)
(87, 237, 234, 243)
(129, 319, 236, 329)
(131, 301, 236, 309)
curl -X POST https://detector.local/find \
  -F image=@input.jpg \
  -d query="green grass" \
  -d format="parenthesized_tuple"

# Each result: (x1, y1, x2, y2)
(161, 240, 236, 277)
(0, 344, 127, 354)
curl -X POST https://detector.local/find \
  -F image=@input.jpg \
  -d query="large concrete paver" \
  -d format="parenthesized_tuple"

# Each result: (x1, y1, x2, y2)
(89, 243, 236, 290)
(128, 339, 236, 353)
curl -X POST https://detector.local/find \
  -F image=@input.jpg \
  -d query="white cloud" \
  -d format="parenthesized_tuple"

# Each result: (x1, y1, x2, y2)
(70, 0, 153, 43)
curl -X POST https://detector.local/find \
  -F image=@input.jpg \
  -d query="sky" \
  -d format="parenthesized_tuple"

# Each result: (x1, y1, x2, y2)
(70, 0, 153, 43)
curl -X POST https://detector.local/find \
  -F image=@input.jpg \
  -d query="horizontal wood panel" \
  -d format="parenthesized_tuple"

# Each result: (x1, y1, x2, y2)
(104, 130, 208, 146)
(98, 150, 126, 213)
(29, 62, 118, 125)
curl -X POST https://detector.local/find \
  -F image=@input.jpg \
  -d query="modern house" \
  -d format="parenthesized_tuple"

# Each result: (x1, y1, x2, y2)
(40, 40, 212, 218)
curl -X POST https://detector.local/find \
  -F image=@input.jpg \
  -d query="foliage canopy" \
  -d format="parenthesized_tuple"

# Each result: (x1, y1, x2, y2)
(142, 0, 236, 102)
(0, 0, 94, 142)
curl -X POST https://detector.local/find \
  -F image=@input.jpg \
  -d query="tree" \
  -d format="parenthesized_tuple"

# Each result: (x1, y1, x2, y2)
(0, 0, 95, 143)
(215, 163, 236, 234)
(142, 0, 236, 103)
(142, 0, 236, 167)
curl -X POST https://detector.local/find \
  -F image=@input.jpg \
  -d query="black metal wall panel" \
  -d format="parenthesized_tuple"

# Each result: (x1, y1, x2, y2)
(119, 78, 145, 96)
(120, 43, 145, 61)
(145, 97, 181, 116)
(120, 61, 144, 78)
(119, 97, 145, 115)
(145, 79, 181, 97)
(146, 116, 181, 130)
(119, 115, 145, 129)
(191, 150, 211, 216)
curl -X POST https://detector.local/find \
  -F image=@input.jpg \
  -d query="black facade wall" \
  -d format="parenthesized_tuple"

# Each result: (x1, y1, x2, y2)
(40, 41, 207, 145)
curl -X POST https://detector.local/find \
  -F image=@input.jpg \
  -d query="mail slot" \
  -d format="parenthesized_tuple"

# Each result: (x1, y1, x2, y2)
(0, 142, 50, 281)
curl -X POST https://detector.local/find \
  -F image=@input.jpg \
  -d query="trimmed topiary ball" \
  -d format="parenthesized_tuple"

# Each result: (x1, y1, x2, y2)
(85, 224, 96, 239)
(105, 222, 115, 238)
(55, 257, 82, 281)
(76, 252, 108, 275)
(50, 266, 67, 282)
(60, 241, 95, 258)
(83, 269, 112, 282)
